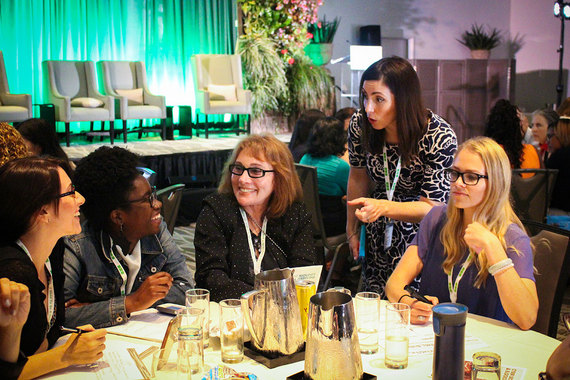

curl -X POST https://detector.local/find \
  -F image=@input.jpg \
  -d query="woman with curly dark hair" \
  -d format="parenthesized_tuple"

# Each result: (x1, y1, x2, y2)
(300, 117, 349, 236)
(484, 99, 539, 177)
(0, 122, 28, 167)
(63, 146, 193, 328)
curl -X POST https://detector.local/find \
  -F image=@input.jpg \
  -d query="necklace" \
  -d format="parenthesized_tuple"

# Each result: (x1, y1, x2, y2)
(251, 232, 261, 253)
(244, 210, 286, 258)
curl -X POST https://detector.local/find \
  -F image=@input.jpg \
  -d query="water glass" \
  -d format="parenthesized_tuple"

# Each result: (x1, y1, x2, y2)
(355, 291, 380, 354)
(176, 307, 204, 377)
(472, 352, 501, 380)
(385, 302, 410, 369)
(151, 348, 177, 379)
(219, 299, 244, 364)
(185, 288, 210, 348)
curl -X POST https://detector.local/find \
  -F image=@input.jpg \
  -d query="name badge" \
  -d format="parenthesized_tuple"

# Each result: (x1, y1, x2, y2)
(384, 219, 394, 250)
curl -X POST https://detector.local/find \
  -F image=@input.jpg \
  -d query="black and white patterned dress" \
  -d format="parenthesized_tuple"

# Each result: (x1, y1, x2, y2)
(348, 109, 457, 296)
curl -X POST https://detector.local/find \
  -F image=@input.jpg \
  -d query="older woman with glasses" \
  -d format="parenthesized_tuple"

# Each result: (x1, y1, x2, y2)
(386, 137, 538, 330)
(0, 157, 106, 379)
(63, 146, 193, 328)
(194, 134, 321, 302)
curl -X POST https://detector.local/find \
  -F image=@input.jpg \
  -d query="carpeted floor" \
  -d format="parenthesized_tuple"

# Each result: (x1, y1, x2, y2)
(558, 286, 570, 341)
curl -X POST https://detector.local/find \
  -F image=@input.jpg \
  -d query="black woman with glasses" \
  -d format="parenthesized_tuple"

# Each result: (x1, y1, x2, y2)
(194, 134, 320, 302)
(0, 157, 107, 379)
(63, 146, 193, 328)
(386, 137, 538, 330)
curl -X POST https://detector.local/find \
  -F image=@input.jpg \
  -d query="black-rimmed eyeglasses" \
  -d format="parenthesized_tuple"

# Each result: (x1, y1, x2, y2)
(229, 164, 275, 178)
(445, 168, 488, 186)
(57, 185, 76, 199)
(123, 186, 158, 208)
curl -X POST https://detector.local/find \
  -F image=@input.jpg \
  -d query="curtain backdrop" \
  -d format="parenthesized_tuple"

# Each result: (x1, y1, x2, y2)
(0, 0, 237, 123)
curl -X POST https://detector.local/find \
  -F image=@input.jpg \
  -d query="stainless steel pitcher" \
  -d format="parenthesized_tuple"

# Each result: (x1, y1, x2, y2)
(304, 291, 363, 380)
(240, 268, 304, 356)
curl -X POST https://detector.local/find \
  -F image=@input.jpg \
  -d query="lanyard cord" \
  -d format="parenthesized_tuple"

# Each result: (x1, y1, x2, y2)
(382, 145, 401, 249)
(447, 253, 473, 303)
(240, 208, 268, 275)
(16, 240, 55, 325)
(102, 231, 127, 296)
(382, 145, 402, 202)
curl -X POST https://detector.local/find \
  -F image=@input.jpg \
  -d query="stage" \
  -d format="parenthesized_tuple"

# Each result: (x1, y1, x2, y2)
(63, 133, 292, 189)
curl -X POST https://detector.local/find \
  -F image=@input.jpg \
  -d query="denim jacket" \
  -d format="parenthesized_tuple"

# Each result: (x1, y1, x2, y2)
(63, 220, 194, 328)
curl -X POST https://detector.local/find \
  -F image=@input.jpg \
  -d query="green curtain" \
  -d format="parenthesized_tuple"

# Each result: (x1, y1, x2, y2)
(0, 0, 237, 129)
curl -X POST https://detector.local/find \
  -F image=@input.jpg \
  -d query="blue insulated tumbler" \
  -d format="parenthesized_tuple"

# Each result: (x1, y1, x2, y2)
(432, 303, 468, 380)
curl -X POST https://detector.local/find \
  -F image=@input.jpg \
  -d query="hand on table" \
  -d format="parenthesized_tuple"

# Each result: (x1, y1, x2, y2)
(0, 277, 30, 329)
(409, 295, 439, 325)
(61, 324, 106, 365)
(125, 272, 173, 313)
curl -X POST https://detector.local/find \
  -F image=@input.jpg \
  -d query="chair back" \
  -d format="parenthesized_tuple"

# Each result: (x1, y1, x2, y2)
(295, 164, 326, 246)
(0, 50, 9, 94)
(191, 54, 243, 89)
(157, 184, 185, 235)
(511, 169, 558, 223)
(46, 61, 96, 99)
(100, 61, 139, 91)
(525, 220, 570, 337)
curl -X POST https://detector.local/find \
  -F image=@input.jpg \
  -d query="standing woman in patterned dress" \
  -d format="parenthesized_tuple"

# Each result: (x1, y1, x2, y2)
(346, 56, 457, 296)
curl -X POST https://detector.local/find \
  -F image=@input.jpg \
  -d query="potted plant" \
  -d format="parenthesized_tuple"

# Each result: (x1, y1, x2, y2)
(237, 34, 288, 119)
(457, 23, 501, 59)
(305, 17, 340, 66)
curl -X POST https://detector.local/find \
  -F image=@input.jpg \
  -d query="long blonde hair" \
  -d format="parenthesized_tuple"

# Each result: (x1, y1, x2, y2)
(440, 137, 524, 287)
(218, 134, 303, 219)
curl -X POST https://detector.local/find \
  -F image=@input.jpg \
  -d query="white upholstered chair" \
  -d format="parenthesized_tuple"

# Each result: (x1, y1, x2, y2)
(99, 61, 166, 141)
(191, 54, 251, 138)
(0, 50, 33, 123)
(43, 60, 115, 146)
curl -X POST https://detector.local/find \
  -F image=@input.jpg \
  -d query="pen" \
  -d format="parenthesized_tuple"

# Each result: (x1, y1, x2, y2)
(60, 326, 89, 335)
(404, 285, 432, 304)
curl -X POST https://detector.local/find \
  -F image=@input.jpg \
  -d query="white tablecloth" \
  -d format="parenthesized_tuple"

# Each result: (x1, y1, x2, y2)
(41, 303, 560, 380)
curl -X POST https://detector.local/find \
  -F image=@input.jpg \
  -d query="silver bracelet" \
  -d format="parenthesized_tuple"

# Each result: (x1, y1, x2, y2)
(492, 263, 514, 276)
(488, 258, 513, 276)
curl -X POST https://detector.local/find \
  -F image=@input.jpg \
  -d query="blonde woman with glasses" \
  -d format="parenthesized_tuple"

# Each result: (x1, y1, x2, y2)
(386, 137, 538, 330)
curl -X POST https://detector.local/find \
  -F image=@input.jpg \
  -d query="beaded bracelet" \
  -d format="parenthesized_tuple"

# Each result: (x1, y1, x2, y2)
(488, 258, 513, 276)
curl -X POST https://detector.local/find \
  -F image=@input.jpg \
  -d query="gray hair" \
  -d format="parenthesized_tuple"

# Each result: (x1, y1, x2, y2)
(533, 108, 559, 128)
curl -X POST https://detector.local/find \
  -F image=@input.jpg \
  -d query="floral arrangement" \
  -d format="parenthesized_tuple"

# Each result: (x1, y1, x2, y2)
(238, 0, 334, 118)
(307, 17, 340, 44)
(239, 0, 322, 65)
